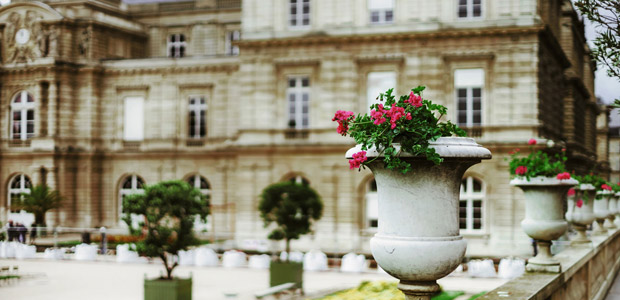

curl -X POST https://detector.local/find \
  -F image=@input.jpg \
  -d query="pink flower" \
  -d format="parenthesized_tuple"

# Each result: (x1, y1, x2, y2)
(576, 199, 583, 208)
(528, 139, 537, 145)
(332, 110, 355, 135)
(567, 188, 575, 196)
(406, 92, 423, 107)
(556, 172, 571, 180)
(386, 106, 406, 129)
(515, 166, 527, 176)
(349, 151, 368, 170)
(406, 113, 412, 120)
(602, 184, 612, 191)
(370, 109, 387, 125)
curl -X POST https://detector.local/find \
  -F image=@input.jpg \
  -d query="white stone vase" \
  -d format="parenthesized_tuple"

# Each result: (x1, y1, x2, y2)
(510, 176, 577, 273)
(605, 193, 618, 229)
(567, 184, 596, 244)
(616, 192, 620, 227)
(347, 137, 491, 300)
(594, 191, 612, 235)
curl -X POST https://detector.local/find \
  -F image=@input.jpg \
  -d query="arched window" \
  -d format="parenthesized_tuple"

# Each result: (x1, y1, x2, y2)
(459, 176, 485, 232)
(118, 175, 145, 217)
(186, 175, 210, 196)
(365, 179, 378, 229)
(11, 91, 35, 140)
(188, 96, 207, 139)
(7, 174, 32, 213)
(288, 175, 310, 186)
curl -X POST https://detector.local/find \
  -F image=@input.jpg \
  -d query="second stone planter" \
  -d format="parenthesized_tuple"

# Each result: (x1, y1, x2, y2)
(567, 184, 596, 245)
(511, 176, 577, 273)
(594, 190, 612, 235)
(347, 137, 491, 300)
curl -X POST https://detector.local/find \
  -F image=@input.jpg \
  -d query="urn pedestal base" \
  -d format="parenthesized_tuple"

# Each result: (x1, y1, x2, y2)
(398, 281, 440, 300)
(569, 224, 592, 245)
(526, 241, 561, 273)
(605, 217, 617, 229)
(593, 219, 608, 235)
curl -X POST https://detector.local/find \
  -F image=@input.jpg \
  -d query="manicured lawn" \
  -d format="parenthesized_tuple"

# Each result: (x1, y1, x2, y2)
(315, 281, 464, 300)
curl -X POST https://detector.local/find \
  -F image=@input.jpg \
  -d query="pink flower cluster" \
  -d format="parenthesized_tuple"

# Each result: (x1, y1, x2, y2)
(556, 172, 571, 180)
(332, 110, 355, 135)
(515, 166, 527, 176)
(370, 104, 413, 129)
(528, 139, 537, 145)
(406, 92, 423, 107)
(567, 188, 575, 196)
(602, 184, 612, 191)
(370, 104, 387, 125)
(576, 199, 584, 208)
(349, 151, 368, 170)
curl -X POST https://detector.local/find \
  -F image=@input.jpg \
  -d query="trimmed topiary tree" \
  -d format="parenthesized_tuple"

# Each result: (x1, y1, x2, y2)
(122, 180, 209, 279)
(259, 181, 323, 258)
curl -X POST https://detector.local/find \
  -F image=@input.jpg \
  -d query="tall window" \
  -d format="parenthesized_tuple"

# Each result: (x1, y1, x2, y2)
(186, 175, 211, 197)
(118, 175, 145, 217)
(11, 91, 35, 140)
(289, 0, 310, 28)
(287, 76, 310, 129)
(458, 0, 482, 19)
(168, 34, 186, 58)
(365, 179, 378, 229)
(225, 31, 240, 56)
(188, 96, 207, 139)
(367, 72, 396, 111)
(7, 174, 31, 213)
(124, 97, 144, 141)
(369, 0, 394, 24)
(459, 176, 485, 232)
(455, 69, 483, 127)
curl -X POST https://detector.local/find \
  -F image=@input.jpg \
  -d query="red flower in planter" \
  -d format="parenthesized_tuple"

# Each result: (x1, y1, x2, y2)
(556, 172, 571, 180)
(576, 199, 583, 208)
(602, 184, 612, 191)
(515, 166, 527, 176)
(528, 139, 537, 145)
(567, 188, 575, 196)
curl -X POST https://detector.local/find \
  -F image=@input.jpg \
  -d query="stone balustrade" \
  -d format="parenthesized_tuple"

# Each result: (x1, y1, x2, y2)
(478, 228, 620, 300)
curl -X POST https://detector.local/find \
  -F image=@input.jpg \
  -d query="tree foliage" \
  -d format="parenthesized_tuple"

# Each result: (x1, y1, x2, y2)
(259, 181, 323, 258)
(122, 180, 210, 279)
(17, 184, 63, 227)
(574, 0, 620, 103)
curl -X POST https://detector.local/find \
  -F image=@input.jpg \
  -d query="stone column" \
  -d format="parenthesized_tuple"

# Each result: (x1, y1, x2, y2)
(48, 82, 58, 137)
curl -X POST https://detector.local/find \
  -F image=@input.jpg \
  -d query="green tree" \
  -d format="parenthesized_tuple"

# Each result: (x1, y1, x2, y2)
(17, 184, 63, 227)
(259, 181, 323, 259)
(122, 180, 209, 279)
(574, 0, 620, 103)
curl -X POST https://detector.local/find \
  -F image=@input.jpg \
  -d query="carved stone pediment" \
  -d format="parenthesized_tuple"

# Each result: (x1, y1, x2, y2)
(0, 2, 63, 64)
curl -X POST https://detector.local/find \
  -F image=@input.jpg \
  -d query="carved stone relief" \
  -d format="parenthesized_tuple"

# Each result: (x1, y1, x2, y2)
(2, 10, 58, 63)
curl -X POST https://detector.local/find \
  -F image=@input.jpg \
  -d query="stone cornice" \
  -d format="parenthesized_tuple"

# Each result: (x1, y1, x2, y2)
(237, 25, 546, 48)
(102, 57, 239, 75)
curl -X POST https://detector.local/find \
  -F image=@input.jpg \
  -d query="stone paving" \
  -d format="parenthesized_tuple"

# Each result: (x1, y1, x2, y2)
(0, 257, 508, 299)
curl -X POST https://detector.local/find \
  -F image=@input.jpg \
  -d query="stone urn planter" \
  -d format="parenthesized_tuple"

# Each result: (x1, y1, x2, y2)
(616, 192, 620, 227)
(605, 193, 618, 229)
(594, 191, 612, 235)
(510, 176, 577, 273)
(565, 184, 596, 245)
(347, 137, 491, 300)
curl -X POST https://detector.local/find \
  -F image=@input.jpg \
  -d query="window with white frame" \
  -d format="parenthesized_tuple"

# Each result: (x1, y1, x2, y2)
(455, 69, 483, 127)
(7, 174, 31, 213)
(118, 175, 145, 219)
(11, 91, 35, 140)
(365, 179, 378, 229)
(369, 0, 394, 24)
(287, 76, 310, 129)
(367, 72, 396, 111)
(168, 34, 186, 58)
(289, 0, 310, 28)
(186, 175, 211, 231)
(124, 97, 144, 141)
(459, 176, 485, 232)
(458, 0, 482, 19)
(188, 96, 207, 139)
(225, 30, 240, 56)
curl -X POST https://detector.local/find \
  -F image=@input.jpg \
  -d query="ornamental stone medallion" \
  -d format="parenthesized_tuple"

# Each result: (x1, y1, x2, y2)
(0, 3, 63, 64)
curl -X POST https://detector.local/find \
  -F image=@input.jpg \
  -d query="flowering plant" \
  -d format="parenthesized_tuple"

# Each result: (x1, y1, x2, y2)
(333, 86, 465, 173)
(573, 173, 607, 201)
(508, 139, 569, 180)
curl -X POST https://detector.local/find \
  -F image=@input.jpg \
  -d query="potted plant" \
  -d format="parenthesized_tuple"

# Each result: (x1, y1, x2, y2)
(567, 174, 601, 245)
(508, 140, 577, 272)
(259, 181, 323, 292)
(16, 184, 63, 241)
(334, 86, 491, 299)
(122, 180, 210, 300)
(594, 181, 613, 235)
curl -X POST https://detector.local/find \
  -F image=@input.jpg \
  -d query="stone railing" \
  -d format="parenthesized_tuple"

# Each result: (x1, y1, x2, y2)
(479, 228, 620, 300)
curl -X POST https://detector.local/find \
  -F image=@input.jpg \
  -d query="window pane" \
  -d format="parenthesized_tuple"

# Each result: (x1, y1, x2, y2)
(473, 179, 482, 192)
(302, 17, 310, 26)
(189, 111, 196, 137)
(136, 177, 144, 188)
(458, 6, 468, 17)
(180, 46, 185, 57)
(24, 176, 31, 188)
(291, 0, 297, 4)
(290, 19, 297, 26)
(473, 88, 482, 98)
(473, 0, 481, 4)
(11, 178, 21, 189)
(123, 179, 132, 189)
(190, 98, 195, 105)
(200, 110, 206, 137)
(473, 98, 481, 111)
(473, 112, 481, 125)
(302, 78, 309, 87)
(291, 6, 297, 15)
(13, 111, 21, 121)
(459, 201, 467, 229)
(200, 98, 206, 104)
(303, 4, 309, 14)
(371, 11, 380, 23)
(27, 94, 34, 103)
(27, 110, 34, 121)
(458, 98, 467, 110)
(458, 88, 467, 98)
(289, 79, 296, 87)
(473, 4, 481, 17)
(370, 180, 377, 192)
(458, 112, 467, 125)
(385, 10, 393, 22)
(27, 121, 34, 134)
(200, 178, 210, 189)
(14, 94, 22, 103)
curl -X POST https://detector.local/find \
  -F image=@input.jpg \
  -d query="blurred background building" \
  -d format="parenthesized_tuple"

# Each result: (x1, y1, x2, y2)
(0, 0, 610, 257)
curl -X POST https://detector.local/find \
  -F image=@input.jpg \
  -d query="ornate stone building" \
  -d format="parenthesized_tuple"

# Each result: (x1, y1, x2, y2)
(0, 0, 602, 257)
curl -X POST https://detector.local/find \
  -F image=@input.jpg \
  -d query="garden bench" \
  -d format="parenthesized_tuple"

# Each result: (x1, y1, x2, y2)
(254, 282, 296, 299)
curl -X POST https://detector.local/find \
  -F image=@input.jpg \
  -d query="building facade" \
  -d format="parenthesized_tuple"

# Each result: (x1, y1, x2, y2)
(0, 0, 602, 257)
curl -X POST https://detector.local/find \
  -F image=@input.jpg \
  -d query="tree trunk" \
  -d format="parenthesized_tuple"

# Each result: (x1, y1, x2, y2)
(285, 238, 291, 262)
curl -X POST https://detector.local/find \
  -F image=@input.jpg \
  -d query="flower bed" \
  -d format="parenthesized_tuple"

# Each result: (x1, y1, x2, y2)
(315, 281, 467, 300)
